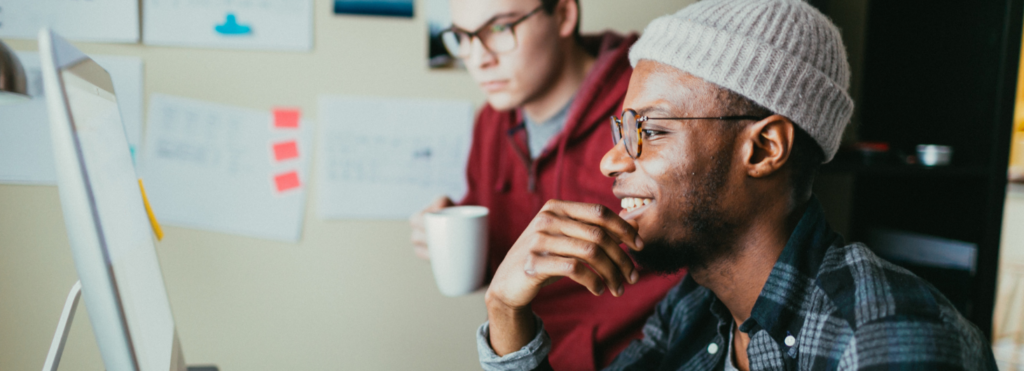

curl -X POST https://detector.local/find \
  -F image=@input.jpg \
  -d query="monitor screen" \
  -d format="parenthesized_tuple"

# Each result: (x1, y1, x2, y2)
(41, 29, 182, 371)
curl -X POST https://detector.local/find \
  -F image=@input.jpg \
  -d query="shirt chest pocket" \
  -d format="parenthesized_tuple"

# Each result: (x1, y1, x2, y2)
(747, 331, 798, 371)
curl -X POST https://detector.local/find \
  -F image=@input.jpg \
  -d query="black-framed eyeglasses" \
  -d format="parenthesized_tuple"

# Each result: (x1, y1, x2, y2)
(610, 108, 766, 159)
(440, 5, 545, 59)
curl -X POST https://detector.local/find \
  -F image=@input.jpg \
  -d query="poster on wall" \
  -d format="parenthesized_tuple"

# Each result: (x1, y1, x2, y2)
(427, 0, 459, 69)
(0, 0, 139, 42)
(334, 0, 414, 18)
(143, 0, 313, 51)
(140, 94, 312, 242)
(0, 53, 143, 185)
(317, 96, 473, 220)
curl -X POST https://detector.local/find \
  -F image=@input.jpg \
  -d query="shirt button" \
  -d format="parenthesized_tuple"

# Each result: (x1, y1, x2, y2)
(785, 335, 796, 347)
(707, 343, 719, 354)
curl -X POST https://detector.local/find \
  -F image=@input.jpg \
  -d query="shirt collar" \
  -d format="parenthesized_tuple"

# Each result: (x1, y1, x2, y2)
(740, 197, 841, 343)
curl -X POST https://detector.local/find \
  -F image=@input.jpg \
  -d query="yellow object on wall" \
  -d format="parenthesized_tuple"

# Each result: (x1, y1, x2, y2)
(1010, 26, 1024, 179)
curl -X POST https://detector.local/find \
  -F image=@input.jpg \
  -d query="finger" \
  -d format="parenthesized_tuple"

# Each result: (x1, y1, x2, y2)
(529, 209, 637, 285)
(525, 254, 606, 296)
(554, 222, 637, 285)
(411, 228, 426, 245)
(542, 200, 643, 251)
(414, 245, 430, 260)
(537, 234, 627, 295)
(625, 218, 639, 231)
(411, 227, 430, 260)
(427, 196, 454, 212)
(413, 196, 451, 226)
(409, 210, 425, 228)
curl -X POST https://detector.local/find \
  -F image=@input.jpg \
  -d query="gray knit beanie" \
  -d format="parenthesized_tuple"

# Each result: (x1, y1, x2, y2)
(629, 0, 853, 162)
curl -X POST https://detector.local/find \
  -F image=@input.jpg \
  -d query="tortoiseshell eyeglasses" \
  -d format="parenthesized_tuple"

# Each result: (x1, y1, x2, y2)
(610, 108, 766, 159)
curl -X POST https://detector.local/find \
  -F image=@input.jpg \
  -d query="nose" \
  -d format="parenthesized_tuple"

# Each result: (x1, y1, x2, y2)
(467, 36, 497, 69)
(601, 139, 636, 178)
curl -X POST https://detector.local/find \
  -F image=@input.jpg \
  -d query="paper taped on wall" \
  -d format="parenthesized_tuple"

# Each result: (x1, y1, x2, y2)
(0, 0, 139, 42)
(143, 0, 313, 51)
(0, 53, 143, 185)
(317, 96, 474, 220)
(140, 94, 311, 242)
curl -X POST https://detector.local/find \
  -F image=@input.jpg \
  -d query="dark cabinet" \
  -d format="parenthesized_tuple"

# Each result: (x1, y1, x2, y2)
(820, 0, 1023, 338)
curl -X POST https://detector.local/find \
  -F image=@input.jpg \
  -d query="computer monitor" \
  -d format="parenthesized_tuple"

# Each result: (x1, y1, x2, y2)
(39, 29, 186, 371)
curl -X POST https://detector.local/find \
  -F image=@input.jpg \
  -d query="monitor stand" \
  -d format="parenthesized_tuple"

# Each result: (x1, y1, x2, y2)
(42, 281, 218, 371)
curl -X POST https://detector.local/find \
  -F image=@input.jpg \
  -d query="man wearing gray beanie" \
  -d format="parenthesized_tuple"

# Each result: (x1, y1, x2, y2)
(474, 0, 997, 370)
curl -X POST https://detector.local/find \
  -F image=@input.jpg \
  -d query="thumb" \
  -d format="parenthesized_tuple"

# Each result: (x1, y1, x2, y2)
(429, 196, 453, 211)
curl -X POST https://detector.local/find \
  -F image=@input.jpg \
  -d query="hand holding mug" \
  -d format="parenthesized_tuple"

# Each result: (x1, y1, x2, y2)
(410, 196, 455, 260)
(425, 206, 489, 296)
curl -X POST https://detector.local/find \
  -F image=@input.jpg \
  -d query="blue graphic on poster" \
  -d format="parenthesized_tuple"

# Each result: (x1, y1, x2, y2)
(215, 14, 252, 35)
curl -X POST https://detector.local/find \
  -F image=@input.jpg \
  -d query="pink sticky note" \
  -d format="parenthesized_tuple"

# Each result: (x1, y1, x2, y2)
(272, 140, 299, 162)
(274, 171, 301, 193)
(273, 108, 301, 129)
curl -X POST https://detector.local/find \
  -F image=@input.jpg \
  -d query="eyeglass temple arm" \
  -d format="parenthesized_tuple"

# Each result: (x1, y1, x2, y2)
(641, 115, 767, 121)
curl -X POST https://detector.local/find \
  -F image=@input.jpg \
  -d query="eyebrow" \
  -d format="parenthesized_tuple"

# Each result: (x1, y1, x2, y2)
(634, 106, 675, 118)
(453, 12, 523, 32)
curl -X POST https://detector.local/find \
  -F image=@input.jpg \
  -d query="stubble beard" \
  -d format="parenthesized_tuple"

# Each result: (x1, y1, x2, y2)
(628, 150, 738, 275)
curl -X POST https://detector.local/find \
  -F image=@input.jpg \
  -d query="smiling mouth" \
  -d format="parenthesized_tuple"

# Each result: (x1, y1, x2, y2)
(620, 197, 654, 214)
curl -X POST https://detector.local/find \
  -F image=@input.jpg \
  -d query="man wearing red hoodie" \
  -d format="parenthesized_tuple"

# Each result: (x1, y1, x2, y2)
(409, 0, 685, 369)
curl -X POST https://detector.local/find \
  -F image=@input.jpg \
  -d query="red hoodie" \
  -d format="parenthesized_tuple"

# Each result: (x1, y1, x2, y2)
(460, 32, 687, 370)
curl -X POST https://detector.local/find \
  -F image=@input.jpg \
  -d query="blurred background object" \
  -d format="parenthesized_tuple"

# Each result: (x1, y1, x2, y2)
(815, 0, 1022, 340)
(917, 144, 953, 167)
(0, 39, 29, 104)
(1012, 105, 1024, 183)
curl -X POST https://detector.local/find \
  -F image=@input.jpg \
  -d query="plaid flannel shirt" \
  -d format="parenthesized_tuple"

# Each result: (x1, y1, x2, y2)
(478, 198, 997, 370)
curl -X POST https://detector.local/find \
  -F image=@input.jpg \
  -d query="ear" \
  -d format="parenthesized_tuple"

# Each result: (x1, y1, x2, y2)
(557, 0, 579, 39)
(741, 115, 795, 179)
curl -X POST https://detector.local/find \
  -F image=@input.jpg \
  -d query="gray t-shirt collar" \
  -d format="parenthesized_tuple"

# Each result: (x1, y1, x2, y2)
(725, 321, 740, 371)
(522, 96, 575, 159)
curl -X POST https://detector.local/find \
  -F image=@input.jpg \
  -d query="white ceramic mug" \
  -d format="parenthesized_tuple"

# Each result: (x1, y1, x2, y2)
(425, 206, 489, 297)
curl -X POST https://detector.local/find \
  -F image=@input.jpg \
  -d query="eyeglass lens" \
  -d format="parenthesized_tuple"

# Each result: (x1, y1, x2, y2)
(623, 110, 639, 158)
(610, 110, 640, 159)
(610, 117, 622, 145)
(441, 25, 517, 58)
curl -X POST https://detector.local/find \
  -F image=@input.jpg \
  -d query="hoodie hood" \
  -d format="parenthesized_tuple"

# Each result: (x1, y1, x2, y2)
(561, 32, 637, 143)
(552, 32, 637, 199)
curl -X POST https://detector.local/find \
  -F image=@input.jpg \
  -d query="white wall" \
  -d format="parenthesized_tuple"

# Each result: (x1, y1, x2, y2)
(995, 185, 1024, 336)
(0, 1, 695, 370)
(999, 185, 1024, 266)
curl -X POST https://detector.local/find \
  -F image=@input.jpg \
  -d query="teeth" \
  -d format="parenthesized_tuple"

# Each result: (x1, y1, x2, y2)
(620, 197, 653, 212)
